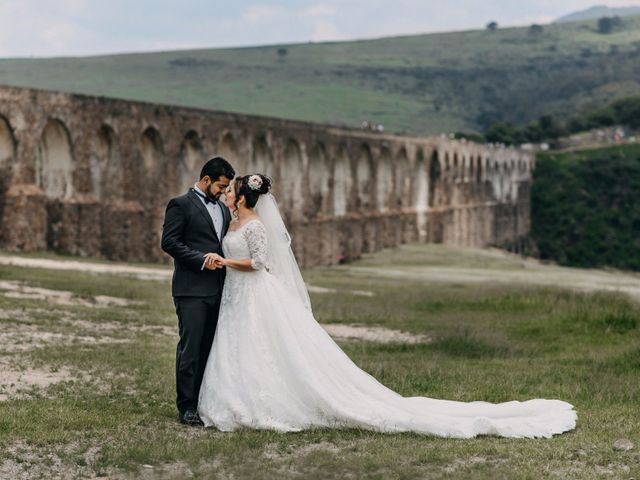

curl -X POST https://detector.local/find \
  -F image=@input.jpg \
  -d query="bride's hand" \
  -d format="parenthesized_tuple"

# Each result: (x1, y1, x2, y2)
(204, 253, 225, 269)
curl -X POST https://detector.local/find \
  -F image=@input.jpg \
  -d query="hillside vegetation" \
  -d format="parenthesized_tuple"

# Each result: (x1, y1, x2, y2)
(1, 16, 640, 134)
(532, 144, 640, 271)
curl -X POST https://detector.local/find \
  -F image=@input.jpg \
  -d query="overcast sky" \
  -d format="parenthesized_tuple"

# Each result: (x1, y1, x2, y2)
(0, 0, 638, 57)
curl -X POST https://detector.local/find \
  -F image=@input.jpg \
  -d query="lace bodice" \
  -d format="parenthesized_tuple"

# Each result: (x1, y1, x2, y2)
(222, 219, 268, 271)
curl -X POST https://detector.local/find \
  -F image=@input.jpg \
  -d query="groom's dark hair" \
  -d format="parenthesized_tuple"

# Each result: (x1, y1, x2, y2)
(200, 157, 235, 181)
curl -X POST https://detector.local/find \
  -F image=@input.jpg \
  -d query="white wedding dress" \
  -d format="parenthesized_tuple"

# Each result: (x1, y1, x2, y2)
(198, 218, 577, 438)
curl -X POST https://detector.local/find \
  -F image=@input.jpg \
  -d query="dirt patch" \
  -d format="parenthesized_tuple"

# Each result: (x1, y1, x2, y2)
(0, 366, 73, 401)
(263, 440, 343, 461)
(132, 461, 196, 479)
(443, 455, 504, 474)
(307, 285, 375, 297)
(0, 255, 378, 300)
(345, 264, 640, 302)
(321, 324, 430, 344)
(0, 323, 130, 354)
(0, 255, 172, 281)
(0, 307, 48, 322)
(0, 441, 107, 480)
(0, 281, 141, 307)
(58, 317, 175, 337)
(547, 460, 632, 478)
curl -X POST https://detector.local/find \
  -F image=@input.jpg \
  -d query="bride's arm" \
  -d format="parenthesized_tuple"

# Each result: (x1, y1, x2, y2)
(215, 221, 268, 272)
(218, 257, 255, 271)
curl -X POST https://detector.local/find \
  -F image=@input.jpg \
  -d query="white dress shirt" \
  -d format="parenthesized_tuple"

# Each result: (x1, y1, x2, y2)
(193, 184, 224, 239)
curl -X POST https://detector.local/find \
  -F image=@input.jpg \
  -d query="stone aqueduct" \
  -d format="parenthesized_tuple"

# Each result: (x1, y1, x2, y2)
(0, 86, 534, 267)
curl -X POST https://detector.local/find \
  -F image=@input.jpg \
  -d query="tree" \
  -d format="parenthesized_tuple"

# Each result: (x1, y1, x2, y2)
(486, 21, 498, 32)
(276, 47, 288, 60)
(567, 117, 587, 134)
(597, 16, 621, 34)
(529, 24, 544, 35)
(454, 132, 485, 144)
(538, 115, 566, 140)
(484, 122, 521, 145)
(586, 107, 616, 128)
(523, 120, 543, 143)
(612, 96, 640, 128)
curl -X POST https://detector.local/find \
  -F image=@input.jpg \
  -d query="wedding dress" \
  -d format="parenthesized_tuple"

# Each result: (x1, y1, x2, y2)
(198, 202, 576, 438)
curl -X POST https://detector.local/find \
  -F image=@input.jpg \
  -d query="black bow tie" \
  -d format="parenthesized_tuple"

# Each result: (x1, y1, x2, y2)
(194, 189, 214, 205)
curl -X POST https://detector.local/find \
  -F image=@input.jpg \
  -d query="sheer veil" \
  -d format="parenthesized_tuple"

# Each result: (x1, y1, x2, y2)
(254, 193, 312, 311)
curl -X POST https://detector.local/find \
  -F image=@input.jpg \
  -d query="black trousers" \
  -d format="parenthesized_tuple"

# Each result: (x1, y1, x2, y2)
(174, 295, 221, 414)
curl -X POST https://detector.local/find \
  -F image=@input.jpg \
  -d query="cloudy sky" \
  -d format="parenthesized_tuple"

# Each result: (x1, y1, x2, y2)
(0, 0, 638, 57)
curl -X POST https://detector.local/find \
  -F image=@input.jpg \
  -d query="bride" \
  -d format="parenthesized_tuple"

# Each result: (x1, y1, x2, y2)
(197, 174, 577, 438)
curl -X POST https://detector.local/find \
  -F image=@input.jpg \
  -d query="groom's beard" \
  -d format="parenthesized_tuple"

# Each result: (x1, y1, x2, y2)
(205, 185, 220, 201)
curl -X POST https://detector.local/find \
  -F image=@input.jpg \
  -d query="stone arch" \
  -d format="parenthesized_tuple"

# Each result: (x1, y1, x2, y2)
(218, 132, 241, 172)
(282, 139, 304, 220)
(333, 145, 351, 216)
(0, 115, 16, 241)
(36, 119, 74, 199)
(140, 127, 164, 173)
(356, 144, 373, 210)
(307, 143, 329, 218)
(395, 147, 410, 208)
(0, 115, 15, 171)
(376, 147, 393, 212)
(444, 153, 451, 180)
(140, 127, 168, 205)
(251, 135, 275, 178)
(90, 124, 122, 201)
(499, 162, 508, 200)
(452, 153, 459, 181)
(178, 130, 204, 194)
(414, 149, 428, 241)
(476, 156, 483, 182)
(428, 151, 441, 207)
(139, 127, 167, 262)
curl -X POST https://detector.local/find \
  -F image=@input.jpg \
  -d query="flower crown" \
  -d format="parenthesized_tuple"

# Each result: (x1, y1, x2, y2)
(247, 174, 263, 191)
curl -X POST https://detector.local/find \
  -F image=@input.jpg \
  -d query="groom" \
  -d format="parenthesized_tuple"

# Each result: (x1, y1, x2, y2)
(161, 157, 235, 426)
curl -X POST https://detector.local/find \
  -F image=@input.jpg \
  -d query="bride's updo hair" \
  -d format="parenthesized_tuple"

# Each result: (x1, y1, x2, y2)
(233, 174, 272, 209)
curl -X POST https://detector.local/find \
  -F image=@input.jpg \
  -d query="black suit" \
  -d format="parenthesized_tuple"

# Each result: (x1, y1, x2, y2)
(161, 188, 231, 414)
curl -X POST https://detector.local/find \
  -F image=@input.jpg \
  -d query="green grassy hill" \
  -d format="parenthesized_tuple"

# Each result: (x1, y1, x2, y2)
(1, 16, 640, 134)
(557, 5, 640, 23)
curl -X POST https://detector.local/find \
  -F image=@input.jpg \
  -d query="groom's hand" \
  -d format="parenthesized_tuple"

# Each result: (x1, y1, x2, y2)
(204, 253, 224, 270)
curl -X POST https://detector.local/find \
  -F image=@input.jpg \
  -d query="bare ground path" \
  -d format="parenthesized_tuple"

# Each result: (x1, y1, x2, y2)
(3, 251, 640, 300)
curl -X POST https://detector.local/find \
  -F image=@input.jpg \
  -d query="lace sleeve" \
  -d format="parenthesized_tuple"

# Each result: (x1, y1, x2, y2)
(242, 220, 268, 271)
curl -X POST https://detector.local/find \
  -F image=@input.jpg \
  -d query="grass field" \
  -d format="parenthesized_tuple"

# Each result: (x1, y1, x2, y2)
(1, 16, 640, 134)
(1, 244, 639, 479)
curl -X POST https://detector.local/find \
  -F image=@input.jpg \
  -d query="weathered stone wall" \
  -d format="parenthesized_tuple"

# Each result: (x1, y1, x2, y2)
(0, 85, 535, 266)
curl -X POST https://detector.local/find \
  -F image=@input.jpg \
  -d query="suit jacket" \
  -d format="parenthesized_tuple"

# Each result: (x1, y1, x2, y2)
(161, 188, 231, 297)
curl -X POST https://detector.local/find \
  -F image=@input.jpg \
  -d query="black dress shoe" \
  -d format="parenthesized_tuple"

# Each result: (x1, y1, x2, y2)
(179, 409, 204, 426)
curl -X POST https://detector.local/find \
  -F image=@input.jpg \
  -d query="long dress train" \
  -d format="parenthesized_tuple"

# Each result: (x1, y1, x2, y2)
(198, 219, 576, 438)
